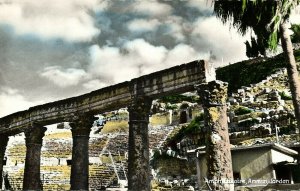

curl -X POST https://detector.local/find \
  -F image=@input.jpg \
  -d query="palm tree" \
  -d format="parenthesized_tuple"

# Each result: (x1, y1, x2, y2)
(214, 0, 300, 136)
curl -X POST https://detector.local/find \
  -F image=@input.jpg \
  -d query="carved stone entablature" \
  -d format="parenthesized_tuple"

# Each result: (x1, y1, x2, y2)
(0, 60, 214, 135)
(69, 113, 97, 137)
(24, 124, 47, 145)
(196, 80, 228, 107)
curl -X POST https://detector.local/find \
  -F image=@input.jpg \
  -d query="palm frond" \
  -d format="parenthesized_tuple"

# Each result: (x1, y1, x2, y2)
(213, 0, 300, 51)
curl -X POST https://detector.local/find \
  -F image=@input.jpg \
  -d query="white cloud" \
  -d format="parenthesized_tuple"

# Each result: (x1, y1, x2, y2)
(40, 66, 88, 87)
(0, 0, 101, 42)
(186, 0, 214, 12)
(88, 39, 168, 84)
(0, 87, 41, 117)
(164, 16, 188, 42)
(88, 39, 210, 85)
(131, 0, 173, 17)
(192, 17, 249, 66)
(88, 45, 125, 82)
(83, 79, 107, 91)
(290, 5, 300, 24)
(164, 44, 210, 68)
(0, 0, 254, 117)
(128, 18, 161, 32)
(123, 39, 167, 66)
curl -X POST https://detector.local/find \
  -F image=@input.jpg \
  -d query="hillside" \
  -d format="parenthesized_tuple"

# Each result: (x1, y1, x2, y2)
(216, 49, 300, 92)
(154, 50, 300, 162)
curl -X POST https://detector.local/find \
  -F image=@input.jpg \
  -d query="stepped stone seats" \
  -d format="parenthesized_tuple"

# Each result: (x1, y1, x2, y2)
(149, 132, 167, 149)
(89, 165, 116, 189)
(42, 139, 72, 158)
(3, 126, 193, 190)
(6, 144, 26, 166)
(3, 124, 181, 190)
(40, 166, 71, 190)
(3, 166, 24, 190)
(106, 134, 129, 155)
(89, 137, 108, 157)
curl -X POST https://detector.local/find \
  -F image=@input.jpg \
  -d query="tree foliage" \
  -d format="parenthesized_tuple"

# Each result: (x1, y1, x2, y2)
(245, 37, 266, 58)
(291, 24, 300, 43)
(214, 0, 300, 51)
(214, 0, 300, 136)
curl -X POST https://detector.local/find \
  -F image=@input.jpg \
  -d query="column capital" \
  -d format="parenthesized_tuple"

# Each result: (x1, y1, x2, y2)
(24, 124, 47, 145)
(196, 80, 228, 107)
(128, 96, 152, 122)
(69, 113, 97, 136)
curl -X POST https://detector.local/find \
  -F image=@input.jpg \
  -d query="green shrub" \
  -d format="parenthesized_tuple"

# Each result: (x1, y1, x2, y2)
(183, 114, 204, 134)
(279, 124, 296, 135)
(216, 49, 300, 93)
(234, 106, 253, 115)
(159, 94, 199, 104)
(165, 104, 178, 110)
(279, 91, 292, 100)
(165, 114, 204, 150)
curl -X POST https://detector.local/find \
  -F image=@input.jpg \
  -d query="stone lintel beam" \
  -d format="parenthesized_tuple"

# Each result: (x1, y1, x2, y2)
(127, 95, 152, 191)
(23, 125, 47, 190)
(0, 135, 8, 187)
(0, 60, 214, 135)
(69, 114, 97, 191)
(196, 80, 234, 191)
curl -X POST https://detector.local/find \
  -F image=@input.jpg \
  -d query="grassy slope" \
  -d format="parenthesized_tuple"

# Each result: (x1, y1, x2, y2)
(216, 50, 300, 93)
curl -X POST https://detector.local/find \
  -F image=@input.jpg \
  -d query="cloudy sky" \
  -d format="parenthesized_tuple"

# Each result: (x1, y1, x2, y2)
(0, 0, 299, 117)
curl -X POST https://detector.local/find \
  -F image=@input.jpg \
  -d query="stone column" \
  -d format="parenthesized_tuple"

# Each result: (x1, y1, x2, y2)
(23, 126, 47, 190)
(127, 96, 152, 191)
(197, 80, 234, 191)
(0, 135, 8, 188)
(69, 114, 96, 191)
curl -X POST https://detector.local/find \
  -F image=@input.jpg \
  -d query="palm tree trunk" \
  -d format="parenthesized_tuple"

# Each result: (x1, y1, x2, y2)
(280, 21, 300, 138)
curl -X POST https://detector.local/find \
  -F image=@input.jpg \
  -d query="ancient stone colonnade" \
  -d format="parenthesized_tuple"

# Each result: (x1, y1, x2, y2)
(0, 60, 231, 190)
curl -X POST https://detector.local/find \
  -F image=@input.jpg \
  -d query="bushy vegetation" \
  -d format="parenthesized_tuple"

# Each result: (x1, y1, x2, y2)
(159, 94, 199, 104)
(234, 106, 253, 115)
(165, 114, 204, 150)
(279, 124, 296, 135)
(184, 113, 204, 134)
(165, 103, 178, 110)
(279, 91, 292, 100)
(216, 50, 300, 93)
(291, 24, 300, 43)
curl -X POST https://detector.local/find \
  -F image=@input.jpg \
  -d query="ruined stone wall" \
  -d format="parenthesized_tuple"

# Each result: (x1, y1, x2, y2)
(154, 157, 196, 179)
